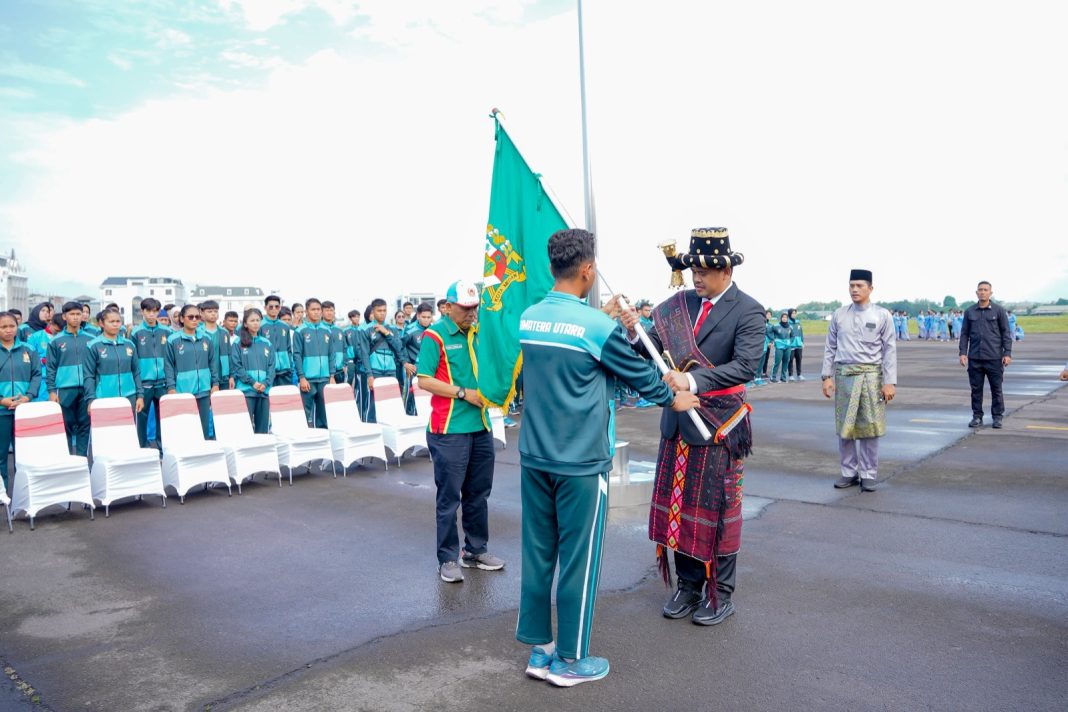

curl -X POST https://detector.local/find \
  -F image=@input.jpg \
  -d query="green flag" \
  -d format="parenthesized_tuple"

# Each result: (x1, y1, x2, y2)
(476, 117, 568, 408)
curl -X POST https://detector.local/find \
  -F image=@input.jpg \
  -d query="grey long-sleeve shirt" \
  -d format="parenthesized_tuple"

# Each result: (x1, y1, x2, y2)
(821, 302, 897, 385)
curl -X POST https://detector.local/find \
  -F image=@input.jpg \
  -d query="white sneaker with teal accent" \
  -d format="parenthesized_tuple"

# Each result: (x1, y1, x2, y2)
(546, 656, 610, 687)
(525, 646, 554, 680)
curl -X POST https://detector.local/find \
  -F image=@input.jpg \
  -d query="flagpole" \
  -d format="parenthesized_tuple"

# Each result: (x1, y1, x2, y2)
(577, 0, 600, 308)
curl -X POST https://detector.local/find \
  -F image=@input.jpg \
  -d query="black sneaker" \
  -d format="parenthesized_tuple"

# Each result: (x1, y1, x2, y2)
(834, 475, 860, 489)
(992, 418, 1003, 429)
(662, 587, 702, 619)
(860, 478, 877, 492)
(968, 417, 982, 428)
(692, 598, 735, 626)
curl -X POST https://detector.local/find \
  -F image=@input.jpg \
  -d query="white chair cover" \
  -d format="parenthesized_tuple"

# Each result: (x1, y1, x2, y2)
(211, 390, 282, 490)
(373, 377, 428, 464)
(323, 383, 388, 472)
(159, 394, 231, 502)
(10, 401, 94, 529)
(268, 385, 335, 483)
(88, 398, 166, 515)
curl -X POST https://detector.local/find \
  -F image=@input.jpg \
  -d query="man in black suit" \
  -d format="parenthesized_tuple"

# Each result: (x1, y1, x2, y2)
(622, 227, 765, 626)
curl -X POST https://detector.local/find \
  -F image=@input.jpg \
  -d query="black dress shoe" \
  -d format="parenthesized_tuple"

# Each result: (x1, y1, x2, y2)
(860, 478, 877, 492)
(662, 587, 703, 619)
(992, 418, 1003, 429)
(834, 475, 860, 489)
(692, 598, 735, 626)
(968, 417, 982, 428)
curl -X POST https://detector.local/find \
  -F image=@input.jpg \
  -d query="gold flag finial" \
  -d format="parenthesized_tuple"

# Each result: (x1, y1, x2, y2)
(658, 240, 685, 290)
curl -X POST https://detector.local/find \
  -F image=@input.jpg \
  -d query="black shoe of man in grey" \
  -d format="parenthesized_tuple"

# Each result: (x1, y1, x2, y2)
(834, 475, 860, 489)
(861, 478, 878, 492)
(692, 598, 735, 626)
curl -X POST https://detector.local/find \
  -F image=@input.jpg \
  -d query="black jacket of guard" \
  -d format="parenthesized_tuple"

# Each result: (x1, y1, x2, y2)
(958, 301, 1012, 361)
(633, 283, 765, 446)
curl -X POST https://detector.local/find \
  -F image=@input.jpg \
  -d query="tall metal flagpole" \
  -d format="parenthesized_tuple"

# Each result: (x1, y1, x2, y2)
(577, 0, 600, 308)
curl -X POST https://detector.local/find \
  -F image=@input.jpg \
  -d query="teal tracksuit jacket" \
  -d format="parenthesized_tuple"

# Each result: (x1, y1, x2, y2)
(261, 317, 294, 376)
(518, 290, 675, 476)
(201, 325, 234, 385)
(84, 336, 143, 400)
(294, 321, 334, 382)
(165, 332, 219, 397)
(231, 336, 276, 396)
(45, 330, 93, 393)
(131, 322, 170, 387)
(25, 329, 55, 401)
(0, 342, 41, 404)
(360, 321, 405, 375)
(326, 323, 346, 379)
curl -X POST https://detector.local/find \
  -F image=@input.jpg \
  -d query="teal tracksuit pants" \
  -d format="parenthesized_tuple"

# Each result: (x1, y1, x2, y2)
(517, 468, 609, 661)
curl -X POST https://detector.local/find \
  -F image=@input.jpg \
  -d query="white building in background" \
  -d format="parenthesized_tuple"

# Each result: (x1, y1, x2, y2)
(189, 285, 265, 316)
(0, 249, 29, 313)
(100, 276, 187, 324)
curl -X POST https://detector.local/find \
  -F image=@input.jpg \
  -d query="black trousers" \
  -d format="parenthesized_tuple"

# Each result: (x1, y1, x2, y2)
(968, 359, 1004, 418)
(0, 415, 13, 490)
(674, 550, 737, 602)
(137, 382, 166, 448)
(301, 380, 328, 428)
(426, 430, 496, 565)
(788, 347, 803, 377)
(57, 387, 90, 456)
(273, 372, 293, 387)
(760, 345, 772, 378)
(245, 394, 270, 433)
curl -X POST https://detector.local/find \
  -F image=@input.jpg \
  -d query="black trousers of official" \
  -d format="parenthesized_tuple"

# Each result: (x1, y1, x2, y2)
(968, 359, 1005, 418)
(426, 430, 495, 565)
(57, 387, 90, 456)
(674, 551, 738, 602)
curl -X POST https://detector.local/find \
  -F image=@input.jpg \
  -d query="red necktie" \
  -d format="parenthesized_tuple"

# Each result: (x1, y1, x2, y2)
(693, 300, 713, 336)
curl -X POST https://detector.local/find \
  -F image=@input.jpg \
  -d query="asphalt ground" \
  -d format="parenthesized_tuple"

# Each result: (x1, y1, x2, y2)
(1, 335, 1066, 712)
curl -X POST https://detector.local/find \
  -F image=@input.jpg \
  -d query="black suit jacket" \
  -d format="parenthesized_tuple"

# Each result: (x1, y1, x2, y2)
(636, 283, 765, 446)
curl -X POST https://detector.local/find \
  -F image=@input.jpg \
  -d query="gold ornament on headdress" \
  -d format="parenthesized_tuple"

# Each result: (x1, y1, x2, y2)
(658, 240, 685, 290)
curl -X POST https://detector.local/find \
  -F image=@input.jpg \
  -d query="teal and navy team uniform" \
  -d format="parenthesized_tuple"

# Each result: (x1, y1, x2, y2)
(293, 320, 334, 427)
(261, 316, 294, 387)
(516, 291, 674, 662)
(0, 341, 41, 489)
(25, 328, 55, 401)
(84, 335, 143, 416)
(358, 321, 406, 423)
(326, 322, 346, 384)
(45, 328, 94, 456)
(771, 321, 792, 382)
(81, 323, 101, 338)
(788, 317, 804, 379)
(131, 321, 170, 447)
(402, 321, 429, 415)
(201, 325, 234, 390)
(165, 332, 218, 437)
(231, 336, 276, 433)
(344, 326, 370, 409)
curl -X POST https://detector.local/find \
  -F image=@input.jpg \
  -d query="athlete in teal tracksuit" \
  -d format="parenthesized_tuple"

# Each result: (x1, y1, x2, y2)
(515, 229, 692, 686)
(46, 303, 94, 456)
(25, 321, 59, 401)
(261, 296, 295, 387)
(231, 311, 276, 434)
(201, 324, 233, 390)
(358, 300, 407, 423)
(293, 300, 335, 428)
(131, 300, 169, 447)
(0, 313, 41, 489)
(84, 329, 144, 414)
(165, 308, 219, 438)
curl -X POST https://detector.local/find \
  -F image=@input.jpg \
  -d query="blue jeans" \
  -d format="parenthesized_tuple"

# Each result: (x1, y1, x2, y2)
(427, 430, 496, 565)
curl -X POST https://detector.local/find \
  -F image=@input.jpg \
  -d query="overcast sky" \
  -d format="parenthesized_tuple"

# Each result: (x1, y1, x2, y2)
(1, 0, 1065, 312)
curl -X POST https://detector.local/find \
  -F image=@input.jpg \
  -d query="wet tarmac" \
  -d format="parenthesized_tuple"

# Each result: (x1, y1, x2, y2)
(1, 334, 1065, 711)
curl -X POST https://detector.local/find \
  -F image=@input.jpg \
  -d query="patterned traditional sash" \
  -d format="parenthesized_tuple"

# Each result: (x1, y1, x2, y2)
(835, 363, 886, 439)
(652, 291, 752, 459)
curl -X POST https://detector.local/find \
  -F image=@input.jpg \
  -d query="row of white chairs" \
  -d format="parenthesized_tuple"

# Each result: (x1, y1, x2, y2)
(1, 376, 511, 531)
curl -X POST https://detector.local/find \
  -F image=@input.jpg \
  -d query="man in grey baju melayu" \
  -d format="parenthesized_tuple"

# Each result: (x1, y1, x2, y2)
(821, 269, 897, 492)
